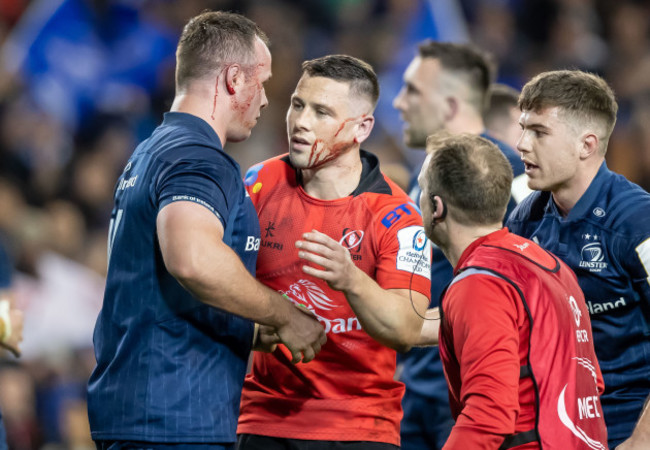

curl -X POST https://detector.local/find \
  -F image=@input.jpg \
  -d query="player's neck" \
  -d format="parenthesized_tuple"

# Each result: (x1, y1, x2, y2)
(300, 150, 363, 200)
(444, 222, 502, 268)
(551, 159, 602, 217)
(170, 92, 228, 147)
(446, 110, 485, 136)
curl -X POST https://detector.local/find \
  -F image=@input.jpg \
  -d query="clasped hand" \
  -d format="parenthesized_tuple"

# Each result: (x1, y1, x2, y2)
(296, 229, 357, 292)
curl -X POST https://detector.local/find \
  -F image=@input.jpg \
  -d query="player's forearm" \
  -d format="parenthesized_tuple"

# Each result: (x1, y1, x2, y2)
(343, 269, 425, 351)
(415, 307, 440, 346)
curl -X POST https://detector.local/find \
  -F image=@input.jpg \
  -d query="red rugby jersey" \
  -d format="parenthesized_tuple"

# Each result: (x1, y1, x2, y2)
(237, 151, 432, 445)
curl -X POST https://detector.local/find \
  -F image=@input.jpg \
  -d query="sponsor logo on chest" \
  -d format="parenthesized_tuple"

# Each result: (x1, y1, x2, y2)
(586, 297, 627, 315)
(117, 175, 138, 191)
(245, 236, 260, 251)
(261, 221, 284, 251)
(281, 279, 362, 335)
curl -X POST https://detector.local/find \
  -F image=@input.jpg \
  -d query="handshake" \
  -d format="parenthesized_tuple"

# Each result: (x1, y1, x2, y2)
(253, 295, 325, 364)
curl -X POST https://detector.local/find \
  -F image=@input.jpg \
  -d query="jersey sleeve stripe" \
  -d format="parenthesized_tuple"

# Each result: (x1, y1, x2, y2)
(635, 237, 650, 288)
(511, 174, 533, 204)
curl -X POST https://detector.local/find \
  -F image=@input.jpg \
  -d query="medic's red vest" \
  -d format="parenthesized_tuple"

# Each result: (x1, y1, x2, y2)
(445, 233, 609, 449)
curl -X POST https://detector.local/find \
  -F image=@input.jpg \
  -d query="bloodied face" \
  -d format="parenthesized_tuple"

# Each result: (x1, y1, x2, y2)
(226, 36, 272, 142)
(287, 74, 371, 169)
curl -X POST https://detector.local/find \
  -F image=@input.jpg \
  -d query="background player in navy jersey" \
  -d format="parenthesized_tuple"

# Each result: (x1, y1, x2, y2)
(485, 83, 522, 150)
(391, 40, 528, 450)
(506, 69, 650, 449)
(87, 11, 325, 450)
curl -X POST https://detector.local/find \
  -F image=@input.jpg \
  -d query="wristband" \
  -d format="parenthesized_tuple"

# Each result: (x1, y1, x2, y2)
(0, 299, 11, 343)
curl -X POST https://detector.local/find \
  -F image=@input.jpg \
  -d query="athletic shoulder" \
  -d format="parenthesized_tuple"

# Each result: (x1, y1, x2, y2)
(507, 190, 549, 225)
(602, 173, 650, 235)
(244, 154, 293, 192)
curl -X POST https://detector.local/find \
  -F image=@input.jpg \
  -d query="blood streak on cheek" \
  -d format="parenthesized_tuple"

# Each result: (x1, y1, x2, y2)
(334, 115, 365, 138)
(308, 139, 324, 166)
(309, 139, 355, 168)
(308, 115, 365, 166)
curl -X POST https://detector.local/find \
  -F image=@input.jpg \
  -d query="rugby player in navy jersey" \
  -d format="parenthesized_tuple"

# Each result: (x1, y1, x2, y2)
(87, 11, 325, 450)
(392, 41, 529, 450)
(506, 70, 650, 449)
(484, 83, 522, 150)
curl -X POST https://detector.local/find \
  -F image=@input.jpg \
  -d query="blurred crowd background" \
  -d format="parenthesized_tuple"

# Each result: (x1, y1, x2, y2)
(0, 0, 648, 448)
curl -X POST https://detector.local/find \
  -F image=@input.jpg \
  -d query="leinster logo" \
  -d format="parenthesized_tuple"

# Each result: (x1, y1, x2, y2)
(592, 207, 606, 218)
(578, 240, 608, 273)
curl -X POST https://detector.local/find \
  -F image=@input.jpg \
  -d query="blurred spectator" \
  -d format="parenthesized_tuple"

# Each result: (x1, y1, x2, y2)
(0, 363, 41, 450)
(0, 0, 178, 132)
(484, 83, 521, 150)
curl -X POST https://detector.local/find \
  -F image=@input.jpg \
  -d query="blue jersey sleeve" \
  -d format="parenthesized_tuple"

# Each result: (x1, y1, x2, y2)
(505, 202, 524, 233)
(157, 156, 239, 227)
(631, 236, 650, 306)
(624, 210, 650, 309)
(0, 237, 12, 289)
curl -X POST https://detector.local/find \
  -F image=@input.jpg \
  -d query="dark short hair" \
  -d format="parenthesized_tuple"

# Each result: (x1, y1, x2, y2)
(519, 70, 618, 151)
(176, 11, 269, 89)
(425, 132, 512, 225)
(301, 55, 380, 109)
(484, 83, 520, 129)
(418, 40, 495, 113)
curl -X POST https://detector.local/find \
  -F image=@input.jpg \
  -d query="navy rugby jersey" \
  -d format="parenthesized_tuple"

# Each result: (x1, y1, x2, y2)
(507, 161, 650, 445)
(399, 133, 527, 403)
(88, 112, 259, 443)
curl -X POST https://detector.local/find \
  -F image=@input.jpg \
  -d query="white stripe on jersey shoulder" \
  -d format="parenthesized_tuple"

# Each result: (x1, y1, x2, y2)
(511, 174, 533, 204)
(635, 237, 650, 288)
(449, 267, 502, 288)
